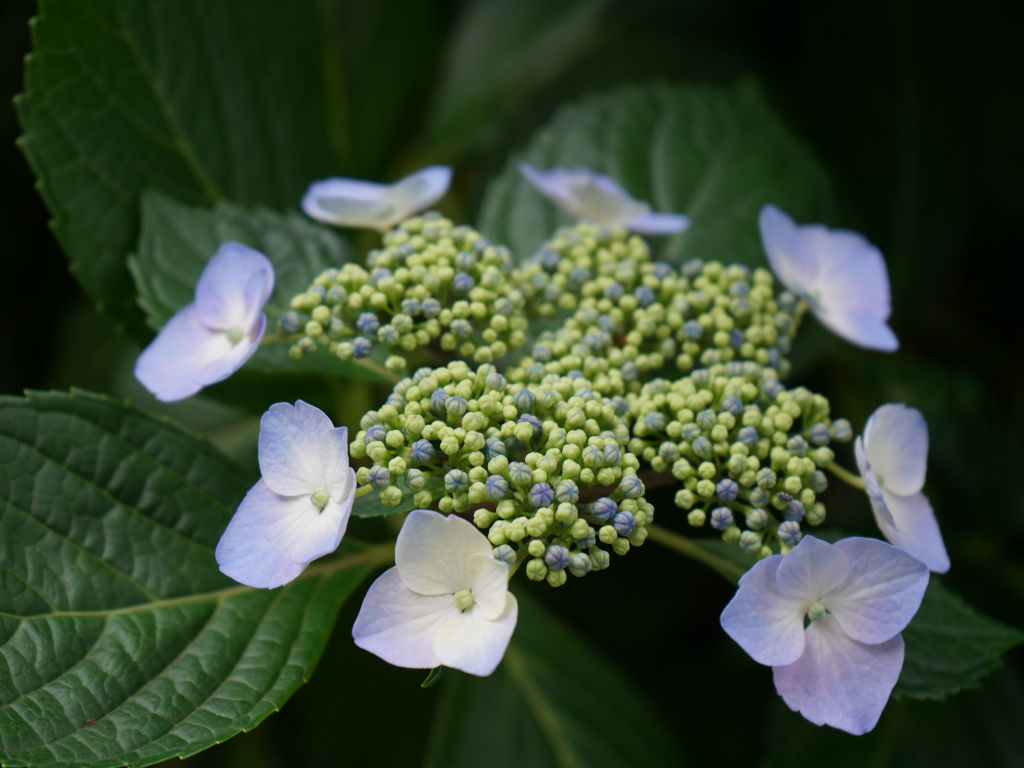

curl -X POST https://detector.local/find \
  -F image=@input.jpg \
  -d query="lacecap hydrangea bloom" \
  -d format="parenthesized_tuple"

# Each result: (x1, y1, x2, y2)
(855, 403, 949, 573)
(352, 509, 518, 676)
(758, 204, 897, 352)
(720, 535, 929, 734)
(134, 242, 273, 401)
(216, 400, 356, 589)
(519, 163, 689, 234)
(302, 165, 452, 231)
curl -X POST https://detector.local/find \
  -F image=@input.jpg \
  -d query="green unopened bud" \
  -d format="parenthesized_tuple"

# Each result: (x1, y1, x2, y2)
(546, 568, 567, 587)
(380, 486, 402, 506)
(526, 558, 548, 581)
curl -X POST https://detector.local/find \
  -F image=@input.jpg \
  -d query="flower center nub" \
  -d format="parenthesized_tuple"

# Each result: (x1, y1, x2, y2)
(453, 589, 474, 612)
(225, 326, 245, 345)
(310, 487, 330, 511)
(806, 601, 828, 624)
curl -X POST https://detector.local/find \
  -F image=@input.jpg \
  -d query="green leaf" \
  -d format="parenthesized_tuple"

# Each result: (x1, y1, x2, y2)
(478, 81, 832, 266)
(0, 390, 383, 768)
(423, 593, 684, 768)
(16, 0, 340, 332)
(897, 580, 1024, 700)
(421, 0, 609, 159)
(127, 189, 386, 380)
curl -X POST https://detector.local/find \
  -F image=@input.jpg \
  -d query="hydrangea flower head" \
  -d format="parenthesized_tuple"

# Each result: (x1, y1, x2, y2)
(720, 536, 929, 734)
(134, 242, 273, 401)
(302, 165, 452, 231)
(758, 204, 897, 351)
(855, 403, 949, 573)
(352, 509, 518, 676)
(216, 400, 356, 589)
(519, 163, 689, 234)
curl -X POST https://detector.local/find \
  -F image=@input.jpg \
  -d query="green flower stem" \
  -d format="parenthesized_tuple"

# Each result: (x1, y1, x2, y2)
(824, 462, 866, 490)
(646, 524, 744, 583)
(354, 356, 401, 383)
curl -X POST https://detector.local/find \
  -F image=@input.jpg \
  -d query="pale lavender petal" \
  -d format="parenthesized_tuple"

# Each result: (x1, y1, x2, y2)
(193, 242, 273, 330)
(720, 555, 807, 666)
(881, 490, 950, 574)
(320, 426, 354, 498)
(288, 468, 356, 564)
(389, 165, 453, 217)
(396, 510, 493, 596)
(519, 163, 579, 210)
(302, 178, 395, 228)
(758, 204, 817, 296)
(864, 404, 928, 496)
(626, 211, 690, 235)
(775, 536, 850, 601)
(258, 400, 337, 496)
(433, 594, 518, 676)
(827, 537, 930, 642)
(773, 615, 904, 735)
(215, 480, 336, 588)
(352, 567, 452, 669)
(815, 309, 899, 352)
(466, 552, 512, 620)
(855, 436, 898, 540)
(135, 305, 257, 402)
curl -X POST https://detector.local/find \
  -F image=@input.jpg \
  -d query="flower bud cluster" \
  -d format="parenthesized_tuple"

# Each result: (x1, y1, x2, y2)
(282, 214, 532, 372)
(349, 361, 653, 586)
(627, 361, 851, 556)
(507, 223, 794, 397)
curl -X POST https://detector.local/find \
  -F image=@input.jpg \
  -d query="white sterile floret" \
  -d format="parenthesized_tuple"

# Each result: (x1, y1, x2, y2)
(758, 204, 897, 351)
(216, 400, 356, 589)
(855, 403, 949, 573)
(352, 509, 518, 676)
(302, 165, 452, 231)
(720, 536, 929, 735)
(134, 242, 273, 402)
(519, 163, 689, 234)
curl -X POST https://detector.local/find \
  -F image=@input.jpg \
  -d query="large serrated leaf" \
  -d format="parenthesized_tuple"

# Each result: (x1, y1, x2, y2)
(423, 593, 684, 768)
(126, 190, 385, 380)
(0, 390, 384, 768)
(16, 0, 340, 332)
(478, 81, 832, 266)
(896, 580, 1024, 701)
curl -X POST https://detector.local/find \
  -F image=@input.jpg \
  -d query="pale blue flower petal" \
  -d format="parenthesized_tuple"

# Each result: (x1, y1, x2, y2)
(434, 594, 518, 676)
(881, 490, 950, 574)
(258, 400, 340, 496)
(395, 509, 494, 597)
(775, 536, 850, 601)
(215, 479, 347, 589)
(864, 403, 928, 495)
(518, 163, 579, 210)
(352, 567, 452, 669)
(758, 204, 818, 294)
(626, 211, 690, 235)
(828, 537, 930, 643)
(288, 469, 356, 564)
(773, 615, 904, 735)
(720, 554, 807, 666)
(193, 242, 274, 330)
(854, 435, 897, 534)
(302, 165, 453, 231)
(134, 305, 263, 402)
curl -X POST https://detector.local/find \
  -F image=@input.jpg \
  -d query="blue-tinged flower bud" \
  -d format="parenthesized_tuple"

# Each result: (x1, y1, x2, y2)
(444, 469, 469, 492)
(365, 424, 387, 444)
(485, 436, 507, 458)
(544, 545, 570, 570)
(529, 482, 555, 508)
(809, 470, 828, 493)
(692, 436, 712, 459)
(697, 409, 716, 430)
(739, 530, 762, 554)
(634, 285, 655, 306)
(453, 272, 475, 293)
(777, 520, 802, 544)
(618, 474, 644, 498)
(485, 474, 510, 500)
(683, 320, 704, 340)
(421, 297, 442, 317)
(716, 478, 739, 501)
(590, 497, 617, 523)
(492, 544, 516, 567)
(554, 480, 580, 504)
(409, 438, 434, 464)
(445, 395, 468, 421)
(280, 310, 303, 333)
(710, 507, 734, 530)
(509, 461, 533, 487)
(808, 422, 831, 446)
(755, 467, 777, 489)
(356, 312, 380, 335)
(831, 418, 853, 442)
(568, 552, 592, 577)
(613, 510, 635, 536)
(784, 500, 805, 522)
(763, 378, 783, 399)
(367, 465, 390, 490)
(745, 508, 769, 530)
(352, 337, 373, 358)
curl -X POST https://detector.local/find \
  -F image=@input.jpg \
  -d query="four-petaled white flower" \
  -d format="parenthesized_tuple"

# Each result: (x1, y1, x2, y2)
(855, 403, 949, 573)
(215, 400, 356, 589)
(302, 165, 453, 231)
(519, 163, 689, 234)
(134, 242, 273, 402)
(352, 508, 518, 676)
(758, 204, 898, 352)
(720, 535, 929, 735)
